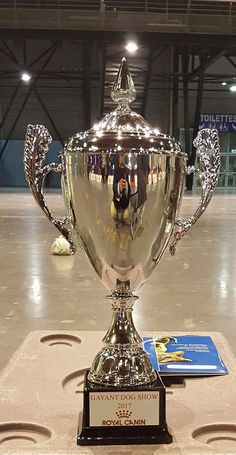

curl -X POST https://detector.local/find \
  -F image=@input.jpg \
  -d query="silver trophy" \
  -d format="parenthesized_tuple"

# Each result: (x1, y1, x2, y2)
(24, 58, 220, 445)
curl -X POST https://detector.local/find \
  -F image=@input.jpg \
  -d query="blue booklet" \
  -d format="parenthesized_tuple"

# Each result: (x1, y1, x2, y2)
(143, 335, 228, 376)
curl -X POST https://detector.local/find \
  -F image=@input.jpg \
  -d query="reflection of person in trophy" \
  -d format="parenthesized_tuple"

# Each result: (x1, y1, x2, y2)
(166, 189, 178, 222)
(136, 155, 150, 207)
(111, 152, 131, 221)
(101, 154, 108, 183)
(130, 155, 149, 236)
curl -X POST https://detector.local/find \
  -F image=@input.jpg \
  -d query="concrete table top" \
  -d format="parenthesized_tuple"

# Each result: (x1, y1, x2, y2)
(0, 331, 236, 455)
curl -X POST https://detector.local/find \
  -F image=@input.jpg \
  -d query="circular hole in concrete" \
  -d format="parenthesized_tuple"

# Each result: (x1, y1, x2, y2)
(0, 423, 52, 447)
(1, 435, 36, 445)
(63, 369, 88, 396)
(192, 424, 236, 449)
(40, 334, 81, 347)
(49, 341, 72, 347)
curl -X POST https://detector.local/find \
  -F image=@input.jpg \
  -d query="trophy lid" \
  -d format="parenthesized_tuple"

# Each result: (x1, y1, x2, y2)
(66, 58, 184, 156)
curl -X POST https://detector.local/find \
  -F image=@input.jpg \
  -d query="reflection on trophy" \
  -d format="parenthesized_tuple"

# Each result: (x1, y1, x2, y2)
(24, 58, 220, 445)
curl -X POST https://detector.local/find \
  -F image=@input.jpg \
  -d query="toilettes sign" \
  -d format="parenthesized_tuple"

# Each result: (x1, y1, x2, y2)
(199, 114, 236, 132)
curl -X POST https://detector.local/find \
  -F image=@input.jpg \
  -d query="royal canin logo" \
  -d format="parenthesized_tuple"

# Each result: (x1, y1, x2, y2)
(102, 409, 146, 427)
(115, 410, 132, 418)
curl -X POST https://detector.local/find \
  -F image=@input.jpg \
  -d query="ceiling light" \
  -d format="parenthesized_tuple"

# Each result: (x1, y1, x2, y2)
(125, 42, 138, 53)
(230, 85, 236, 92)
(21, 72, 31, 82)
(221, 82, 227, 86)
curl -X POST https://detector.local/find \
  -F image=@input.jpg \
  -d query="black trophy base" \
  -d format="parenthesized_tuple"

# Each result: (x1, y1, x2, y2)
(78, 425, 172, 446)
(77, 370, 172, 446)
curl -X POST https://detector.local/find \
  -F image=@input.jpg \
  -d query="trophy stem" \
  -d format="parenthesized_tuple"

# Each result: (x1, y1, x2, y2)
(88, 283, 157, 387)
(103, 290, 141, 346)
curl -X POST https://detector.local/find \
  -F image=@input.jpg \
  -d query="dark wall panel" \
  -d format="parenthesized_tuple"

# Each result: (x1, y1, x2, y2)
(0, 139, 62, 187)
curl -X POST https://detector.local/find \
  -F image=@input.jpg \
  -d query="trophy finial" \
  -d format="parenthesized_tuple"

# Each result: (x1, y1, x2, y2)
(111, 57, 136, 110)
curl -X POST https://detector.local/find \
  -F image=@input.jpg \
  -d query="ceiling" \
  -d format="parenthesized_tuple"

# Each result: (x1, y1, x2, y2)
(1, 2, 236, 159)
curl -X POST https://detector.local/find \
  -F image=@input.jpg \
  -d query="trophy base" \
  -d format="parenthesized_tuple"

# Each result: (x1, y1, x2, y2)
(77, 370, 172, 446)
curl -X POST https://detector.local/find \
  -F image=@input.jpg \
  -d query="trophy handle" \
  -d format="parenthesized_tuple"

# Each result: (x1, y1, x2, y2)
(169, 128, 220, 256)
(24, 124, 76, 254)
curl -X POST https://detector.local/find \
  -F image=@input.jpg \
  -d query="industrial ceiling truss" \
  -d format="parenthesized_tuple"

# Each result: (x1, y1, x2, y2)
(1, 35, 236, 190)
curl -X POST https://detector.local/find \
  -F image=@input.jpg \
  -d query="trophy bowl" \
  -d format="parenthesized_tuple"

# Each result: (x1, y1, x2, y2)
(24, 58, 220, 445)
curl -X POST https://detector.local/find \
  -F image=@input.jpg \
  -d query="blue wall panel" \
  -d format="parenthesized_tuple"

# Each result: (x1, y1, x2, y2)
(0, 140, 62, 188)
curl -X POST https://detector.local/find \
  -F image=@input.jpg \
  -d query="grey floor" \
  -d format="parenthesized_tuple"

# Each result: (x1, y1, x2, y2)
(1, 191, 236, 372)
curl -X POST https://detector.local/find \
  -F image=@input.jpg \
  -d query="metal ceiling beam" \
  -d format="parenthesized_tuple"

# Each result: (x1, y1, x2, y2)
(1, 40, 21, 66)
(182, 53, 190, 156)
(83, 42, 92, 130)
(0, 81, 21, 132)
(0, 42, 61, 138)
(171, 45, 179, 139)
(181, 51, 192, 190)
(187, 49, 228, 81)
(28, 43, 56, 68)
(152, 45, 170, 62)
(0, 44, 17, 65)
(191, 55, 206, 167)
(0, 84, 232, 93)
(140, 43, 154, 117)
(23, 40, 26, 65)
(191, 53, 195, 73)
(0, 88, 33, 159)
(99, 42, 106, 118)
(0, 43, 56, 72)
(33, 86, 64, 145)
(2, 68, 236, 80)
(0, 45, 57, 159)
(225, 55, 236, 70)
(1, 29, 236, 48)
